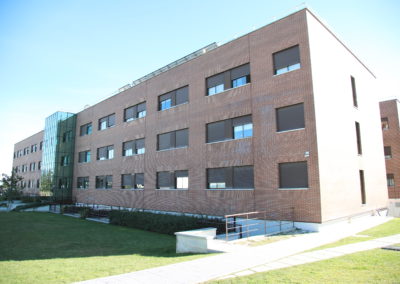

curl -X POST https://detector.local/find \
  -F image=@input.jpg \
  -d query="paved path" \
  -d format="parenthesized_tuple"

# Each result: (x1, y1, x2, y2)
(75, 216, 395, 284)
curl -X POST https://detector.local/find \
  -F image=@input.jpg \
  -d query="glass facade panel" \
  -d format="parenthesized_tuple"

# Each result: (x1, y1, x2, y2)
(41, 112, 76, 202)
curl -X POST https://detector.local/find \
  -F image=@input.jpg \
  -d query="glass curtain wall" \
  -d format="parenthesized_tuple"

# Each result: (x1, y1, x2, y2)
(41, 112, 76, 202)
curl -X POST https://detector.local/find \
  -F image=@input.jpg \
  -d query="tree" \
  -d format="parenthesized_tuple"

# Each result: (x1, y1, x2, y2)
(1, 169, 23, 203)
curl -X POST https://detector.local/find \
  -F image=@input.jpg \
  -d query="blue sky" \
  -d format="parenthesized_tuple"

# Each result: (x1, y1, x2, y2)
(1, 0, 399, 175)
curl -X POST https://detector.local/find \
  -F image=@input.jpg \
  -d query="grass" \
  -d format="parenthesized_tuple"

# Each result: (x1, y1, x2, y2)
(308, 218, 400, 251)
(212, 248, 400, 284)
(0, 212, 209, 284)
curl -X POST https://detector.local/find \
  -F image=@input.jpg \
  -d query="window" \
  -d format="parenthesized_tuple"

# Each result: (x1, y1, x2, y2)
(78, 150, 91, 163)
(29, 162, 35, 171)
(359, 170, 366, 204)
(157, 170, 188, 189)
(31, 144, 37, 153)
(387, 174, 395, 187)
(273, 45, 301, 75)
(207, 166, 254, 189)
(381, 117, 389, 130)
(159, 86, 188, 111)
(97, 145, 114, 160)
(279, 161, 308, 189)
(158, 129, 188, 151)
(207, 115, 252, 143)
(123, 138, 145, 156)
(40, 141, 43, 150)
(206, 63, 250, 96)
(38, 161, 41, 170)
(355, 122, 362, 155)
(61, 155, 70, 166)
(384, 146, 392, 159)
(96, 175, 112, 189)
(98, 114, 115, 130)
(36, 179, 40, 188)
(80, 123, 92, 136)
(77, 177, 89, 189)
(62, 130, 72, 142)
(276, 103, 305, 132)
(121, 173, 144, 189)
(124, 102, 146, 122)
(351, 76, 358, 107)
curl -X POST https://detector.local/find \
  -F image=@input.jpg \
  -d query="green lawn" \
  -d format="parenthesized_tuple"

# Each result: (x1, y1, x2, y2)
(213, 248, 400, 284)
(0, 212, 208, 284)
(308, 218, 400, 251)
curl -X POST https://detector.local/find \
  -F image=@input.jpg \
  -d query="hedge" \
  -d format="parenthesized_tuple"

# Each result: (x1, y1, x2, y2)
(109, 210, 225, 235)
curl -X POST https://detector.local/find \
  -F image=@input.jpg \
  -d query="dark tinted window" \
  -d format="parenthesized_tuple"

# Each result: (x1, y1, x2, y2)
(158, 129, 188, 150)
(121, 174, 133, 189)
(159, 86, 189, 110)
(276, 103, 305, 132)
(207, 166, 254, 189)
(351, 76, 358, 107)
(273, 45, 301, 75)
(124, 102, 146, 122)
(355, 122, 362, 155)
(206, 63, 250, 96)
(279, 161, 308, 189)
(207, 115, 252, 143)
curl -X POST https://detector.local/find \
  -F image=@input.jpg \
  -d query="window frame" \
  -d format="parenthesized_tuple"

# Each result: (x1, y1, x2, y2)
(158, 86, 189, 111)
(77, 176, 89, 189)
(78, 150, 91, 163)
(206, 63, 250, 96)
(97, 145, 114, 160)
(278, 161, 309, 190)
(156, 170, 189, 190)
(95, 175, 113, 189)
(206, 166, 254, 190)
(387, 174, 395, 187)
(122, 138, 145, 156)
(80, 123, 93, 136)
(124, 102, 146, 122)
(206, 115, 253, 144)
(157, 129, 188, 151)
(98, 114, 115, 131)
(273, 45, 301, 75)
(276, 103, 305, 133)
(381, 117, 389, 130)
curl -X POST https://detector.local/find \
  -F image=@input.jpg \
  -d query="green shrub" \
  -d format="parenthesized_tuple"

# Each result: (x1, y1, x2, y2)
(79, 208, 90, 219)
(109, 210, 225, 235)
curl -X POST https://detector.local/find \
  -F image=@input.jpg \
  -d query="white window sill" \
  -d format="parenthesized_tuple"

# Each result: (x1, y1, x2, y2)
(156, 188, 188, 191)
(277, 128, 305, 134)
(278, 187, 309, 191)
(125, 116, 145, 123)
(157, 146, 188, 152)
(206, 136, 252, 145)
(123, 153, 145, 157)
(205, 188, 254, 191)
(206, 83, 250, 97)
(120, 188, 144, 191)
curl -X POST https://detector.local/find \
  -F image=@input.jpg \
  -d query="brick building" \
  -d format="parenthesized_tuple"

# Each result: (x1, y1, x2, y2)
(380, 99, 400, 199)
(12, 8, 388, 229)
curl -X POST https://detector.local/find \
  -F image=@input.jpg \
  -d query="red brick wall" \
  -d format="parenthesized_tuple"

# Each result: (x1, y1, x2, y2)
(73, 10, 322, 223)
(380, 100, 400, 199)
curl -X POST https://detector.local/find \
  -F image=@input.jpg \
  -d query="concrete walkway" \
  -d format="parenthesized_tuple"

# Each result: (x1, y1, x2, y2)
(75, 216, 396, 284)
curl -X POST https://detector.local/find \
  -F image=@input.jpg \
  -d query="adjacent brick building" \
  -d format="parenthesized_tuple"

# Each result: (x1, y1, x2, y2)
(12, 8, 388, 229)
(380, 99, 400, 199)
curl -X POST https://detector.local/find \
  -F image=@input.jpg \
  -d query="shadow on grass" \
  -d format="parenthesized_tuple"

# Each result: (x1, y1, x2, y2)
(0, 212, 202, 261)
